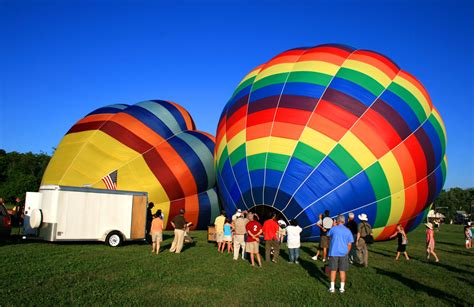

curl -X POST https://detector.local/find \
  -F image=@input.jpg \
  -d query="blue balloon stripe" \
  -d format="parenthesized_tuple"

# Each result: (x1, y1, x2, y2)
(167, 135, 208, 191)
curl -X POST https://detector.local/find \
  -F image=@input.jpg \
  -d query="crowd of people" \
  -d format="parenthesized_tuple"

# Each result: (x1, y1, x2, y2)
(144, 203, 473, 293)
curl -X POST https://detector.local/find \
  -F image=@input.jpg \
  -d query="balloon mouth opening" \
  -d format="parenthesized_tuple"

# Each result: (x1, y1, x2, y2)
(248, 205, 289, 225)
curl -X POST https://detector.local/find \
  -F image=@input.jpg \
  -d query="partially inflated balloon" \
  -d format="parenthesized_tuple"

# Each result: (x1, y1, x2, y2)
(43, 100, 219, 229)
(216, 44, 447, 241)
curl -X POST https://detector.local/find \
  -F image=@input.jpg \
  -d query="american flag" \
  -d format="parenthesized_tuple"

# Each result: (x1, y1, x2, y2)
(102, 170, 118, 190)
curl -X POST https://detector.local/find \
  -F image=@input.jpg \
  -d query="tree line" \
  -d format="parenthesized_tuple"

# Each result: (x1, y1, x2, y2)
(0, 149, 50, 204)
(0, 149, 472, 218)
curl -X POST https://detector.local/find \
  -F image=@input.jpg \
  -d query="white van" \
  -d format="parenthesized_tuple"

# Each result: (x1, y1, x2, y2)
(24, 185, 148, 247)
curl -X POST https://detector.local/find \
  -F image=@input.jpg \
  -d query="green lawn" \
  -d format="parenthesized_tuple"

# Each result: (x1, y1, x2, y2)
(0, 225, 472, 306)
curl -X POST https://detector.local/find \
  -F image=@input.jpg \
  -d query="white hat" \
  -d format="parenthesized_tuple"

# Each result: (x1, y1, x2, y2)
(278, 220, 286, 226)
(358, 213, 368, 221)
(237, 209, 242, 212)
(425, 222, 433, 229)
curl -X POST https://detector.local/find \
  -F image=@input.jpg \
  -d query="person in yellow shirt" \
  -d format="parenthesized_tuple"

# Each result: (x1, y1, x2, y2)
(214, 210, 226, 253)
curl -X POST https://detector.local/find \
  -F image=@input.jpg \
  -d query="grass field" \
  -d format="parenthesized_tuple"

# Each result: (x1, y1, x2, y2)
(0, 224, 472, 306)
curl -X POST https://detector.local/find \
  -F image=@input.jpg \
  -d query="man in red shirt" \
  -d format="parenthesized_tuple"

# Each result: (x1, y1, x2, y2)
(245, 213, 263, 267)
(262, 213, 281, 263)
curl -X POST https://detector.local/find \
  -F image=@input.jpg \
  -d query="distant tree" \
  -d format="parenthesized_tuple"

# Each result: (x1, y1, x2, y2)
(0, 150, 51, 203)
(434, 187, 474, 220)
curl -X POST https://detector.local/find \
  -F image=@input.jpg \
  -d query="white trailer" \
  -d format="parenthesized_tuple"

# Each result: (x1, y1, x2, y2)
(23, 185, 148, 247)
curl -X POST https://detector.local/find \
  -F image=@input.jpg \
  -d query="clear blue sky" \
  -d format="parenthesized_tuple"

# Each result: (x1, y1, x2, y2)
(1, 0, 472, 188)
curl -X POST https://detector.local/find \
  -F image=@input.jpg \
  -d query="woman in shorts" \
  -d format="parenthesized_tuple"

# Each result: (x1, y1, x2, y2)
(151, 210, 164, 254)
(223, 219, 233, 254)
(389, 224, 409, 260)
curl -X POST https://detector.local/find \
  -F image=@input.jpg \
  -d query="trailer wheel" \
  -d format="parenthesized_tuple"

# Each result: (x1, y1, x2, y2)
(106, 231, 122, 247)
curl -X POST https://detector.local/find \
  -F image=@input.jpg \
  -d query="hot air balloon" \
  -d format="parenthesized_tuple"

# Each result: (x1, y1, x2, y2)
(42, 100, 219, 230)
(215, 44, 447, 241)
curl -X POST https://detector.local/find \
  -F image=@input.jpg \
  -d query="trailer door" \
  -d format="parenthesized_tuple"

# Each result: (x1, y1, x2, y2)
(130, 195, 147, 239)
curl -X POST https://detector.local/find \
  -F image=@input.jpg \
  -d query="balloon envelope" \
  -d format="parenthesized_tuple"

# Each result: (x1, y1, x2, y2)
(215, 44, 447, 241)
(43, 100, 219, 229)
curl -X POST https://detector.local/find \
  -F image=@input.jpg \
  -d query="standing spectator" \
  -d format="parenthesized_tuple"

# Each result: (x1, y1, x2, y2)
(145, 202, 155, 243)
(286, 220, 302, 264)
(465, 222, 472, 249)
(389, 224, 410, 260)
(346, 212, 358, 264)
(327, 215, 353, 293)
(223, 219, 233, 254)
(150, 209, 164, 254)
(214, 210, 226, 253)
(278, 220, 287, 243)
(319, 210, 332, 262)
(169, 209, 191, 253)
(425, 222, 439, 262)
(233, 211, 248, 260)
(245, 213, 263, 267)
(356, 213, 372, 267)
(312, 213, 324, 261)
(262, 213, 280, 263)
(232, 209, 242, 221)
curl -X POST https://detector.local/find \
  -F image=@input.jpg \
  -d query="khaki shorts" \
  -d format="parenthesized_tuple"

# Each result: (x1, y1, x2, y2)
(245, 241, 259, 253)
(320, 236, 330, 248)
(216, 232, 224, 243)
(151, 231, 162, 243)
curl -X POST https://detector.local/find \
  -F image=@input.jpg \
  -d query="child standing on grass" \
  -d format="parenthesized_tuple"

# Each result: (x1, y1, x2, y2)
(151, 210, 163, 254)
(286, 220, 302, 264)
(464, 224, 472, 249)
(389, 224, 410, 260)
(223, 219, 233, 254)
(425, 223, 439, 262)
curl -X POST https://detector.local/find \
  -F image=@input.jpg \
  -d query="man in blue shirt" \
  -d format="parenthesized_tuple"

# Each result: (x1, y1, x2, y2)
(327, 214, 354, 293)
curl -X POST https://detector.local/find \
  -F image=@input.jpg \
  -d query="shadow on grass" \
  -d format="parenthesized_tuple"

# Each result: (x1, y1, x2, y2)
(300, 245, 317, 258)
(370, 249, 394, 258)
(374, 267, 467, 305)
(436, 247, 473, 256)
(436, 240, 462, 247)
(299, 258, 329, 286)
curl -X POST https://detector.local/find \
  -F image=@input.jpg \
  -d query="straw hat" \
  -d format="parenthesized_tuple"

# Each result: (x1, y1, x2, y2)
(425, 222, 433, 229)
(358, 213, 368, 221)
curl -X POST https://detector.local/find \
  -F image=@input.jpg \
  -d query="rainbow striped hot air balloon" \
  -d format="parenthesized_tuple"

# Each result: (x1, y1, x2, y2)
(42, 100, 219, 230)
(215, 44, 447, 241)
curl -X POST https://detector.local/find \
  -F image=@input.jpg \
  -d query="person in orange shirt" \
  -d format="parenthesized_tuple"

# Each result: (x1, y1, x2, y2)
(151, 209, 164, 254)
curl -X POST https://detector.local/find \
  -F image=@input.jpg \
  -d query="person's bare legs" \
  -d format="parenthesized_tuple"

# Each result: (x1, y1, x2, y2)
(340, 271, 346, 282)
(330, 271, 337, 283)
(431, 250, 439, 262)
(152, 242, 156, 253)
(404, 252, 409, 260)
(323, 248, 327, 261)
(395, 251, 400, 260)
(250, 253, 255, 266)
(256, 253, 262, 267)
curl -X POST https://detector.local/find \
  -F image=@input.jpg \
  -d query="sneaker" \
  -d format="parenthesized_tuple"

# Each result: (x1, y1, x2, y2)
(312, 255, 318, 261)
(339, 288, 345, 293)
(288, 261, 293, 264)
(322, 258, 326, 263)
(295, 261, 299, 264)
(328, 288, 335, 293)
